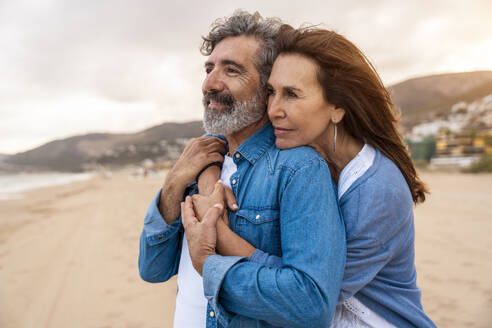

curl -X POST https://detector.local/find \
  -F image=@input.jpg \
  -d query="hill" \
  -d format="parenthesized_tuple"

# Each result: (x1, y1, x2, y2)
(3, 121, 204, 172)
(389, 71, 492, 130)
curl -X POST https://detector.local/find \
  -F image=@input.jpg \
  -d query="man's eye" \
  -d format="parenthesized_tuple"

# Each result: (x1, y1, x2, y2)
(205, 67, 213, 74)
(267, 88, 275, 96)
(226, 68, 239, 74)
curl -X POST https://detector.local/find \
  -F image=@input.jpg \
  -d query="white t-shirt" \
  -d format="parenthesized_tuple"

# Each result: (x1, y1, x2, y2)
(173, 156, 237, 328)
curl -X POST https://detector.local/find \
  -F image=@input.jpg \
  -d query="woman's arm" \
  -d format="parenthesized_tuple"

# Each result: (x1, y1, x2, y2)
(216, 212, 282, 267)
(216, 219, 255, 258)
(193, 182, 255, 257)
(193, 182, 282, 266)
(201, 161, 346, 328)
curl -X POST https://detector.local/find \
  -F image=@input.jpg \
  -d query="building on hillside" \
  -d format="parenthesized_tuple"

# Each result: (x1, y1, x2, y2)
(429, 130, 492, 168)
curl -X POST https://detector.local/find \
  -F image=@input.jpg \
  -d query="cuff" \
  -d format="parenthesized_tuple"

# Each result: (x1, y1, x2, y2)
(249, 249, 282, 268)
(143, 189, 182, 246)
(203, 254, 246, 327)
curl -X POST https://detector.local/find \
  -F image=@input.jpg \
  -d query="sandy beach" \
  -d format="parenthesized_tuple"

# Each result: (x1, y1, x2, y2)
(0, 170, 491, 327)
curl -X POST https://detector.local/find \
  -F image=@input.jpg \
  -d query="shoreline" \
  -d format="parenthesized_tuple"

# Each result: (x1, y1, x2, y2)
(0, 171, 96, 200)
(0, 170, 491, 327)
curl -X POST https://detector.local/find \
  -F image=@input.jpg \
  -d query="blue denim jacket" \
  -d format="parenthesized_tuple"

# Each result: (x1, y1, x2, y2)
(138, 123, 346, 328)
(250, 149, 436, 328)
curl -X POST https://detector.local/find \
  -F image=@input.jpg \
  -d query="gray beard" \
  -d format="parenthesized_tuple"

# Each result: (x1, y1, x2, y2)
(202, 91, 266, 135)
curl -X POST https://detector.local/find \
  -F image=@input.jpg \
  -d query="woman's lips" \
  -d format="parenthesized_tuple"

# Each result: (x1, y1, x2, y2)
(274, 127, 292, 135)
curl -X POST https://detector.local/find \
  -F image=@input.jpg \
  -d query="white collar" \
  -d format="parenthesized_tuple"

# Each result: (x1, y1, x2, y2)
(338, 144, 376, 200)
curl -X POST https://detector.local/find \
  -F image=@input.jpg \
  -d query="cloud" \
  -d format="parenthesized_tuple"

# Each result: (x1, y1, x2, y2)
(1, 0, 491, 153)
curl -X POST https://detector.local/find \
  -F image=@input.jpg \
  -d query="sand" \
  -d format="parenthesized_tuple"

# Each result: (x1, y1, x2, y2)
(0, 170, 491, 327)
(414, 172, 492, 327)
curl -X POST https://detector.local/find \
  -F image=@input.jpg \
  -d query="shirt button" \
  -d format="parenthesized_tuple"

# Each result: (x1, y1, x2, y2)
(209, 311, 215, 318)
(235, 153, 241, 159)
(232, 179, 237, 185)
(255, 214, 260, 220)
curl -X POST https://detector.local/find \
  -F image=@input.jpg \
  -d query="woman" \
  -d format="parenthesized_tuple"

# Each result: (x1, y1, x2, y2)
(191, 25, 436, 327)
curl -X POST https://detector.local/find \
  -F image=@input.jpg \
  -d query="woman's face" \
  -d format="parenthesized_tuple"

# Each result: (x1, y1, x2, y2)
(267, 54, 337, 150)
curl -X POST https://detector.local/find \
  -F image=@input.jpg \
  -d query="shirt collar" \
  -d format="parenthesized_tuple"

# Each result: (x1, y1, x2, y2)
(234, 122, 274, 165)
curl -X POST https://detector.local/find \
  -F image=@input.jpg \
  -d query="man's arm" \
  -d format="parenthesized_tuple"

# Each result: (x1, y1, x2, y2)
(138, 136, 225, 282)
(198, 159, 346, 328)
(159, 137, 226, 224)
(197, 165, 222, 195)
(139, 188, 185, 282)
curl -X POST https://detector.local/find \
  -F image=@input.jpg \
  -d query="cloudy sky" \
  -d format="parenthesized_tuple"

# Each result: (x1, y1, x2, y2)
(1, 0, 491, 154)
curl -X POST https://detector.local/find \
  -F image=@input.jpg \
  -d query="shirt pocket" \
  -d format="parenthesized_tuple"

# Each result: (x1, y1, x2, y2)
(235, 208, 282, 256)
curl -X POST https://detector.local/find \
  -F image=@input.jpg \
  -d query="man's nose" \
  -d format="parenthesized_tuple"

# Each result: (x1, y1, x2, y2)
(202, 70, 225, 94)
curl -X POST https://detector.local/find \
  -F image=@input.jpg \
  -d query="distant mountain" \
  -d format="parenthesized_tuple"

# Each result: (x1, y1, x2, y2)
(4, 121, 204, 172)
(4, 70, 492, 172)
(0, 154, 11, 162)
(389, 71, 492, 129)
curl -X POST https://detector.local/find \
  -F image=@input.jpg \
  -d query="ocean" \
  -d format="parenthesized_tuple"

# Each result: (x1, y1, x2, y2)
(0, 172, 94, 200)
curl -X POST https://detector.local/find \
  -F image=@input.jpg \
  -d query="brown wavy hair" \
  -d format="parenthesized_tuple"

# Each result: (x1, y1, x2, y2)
(276, 25, 428, 203)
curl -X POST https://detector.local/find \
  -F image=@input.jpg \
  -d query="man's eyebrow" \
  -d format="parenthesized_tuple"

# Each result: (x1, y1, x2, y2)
(221, 59, 246, 72)
(204, 59, 247, 72)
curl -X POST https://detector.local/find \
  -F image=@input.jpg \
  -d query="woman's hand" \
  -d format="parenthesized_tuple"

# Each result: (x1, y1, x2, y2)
(192, 181, 254, 258)
(192, 181, 238, 222)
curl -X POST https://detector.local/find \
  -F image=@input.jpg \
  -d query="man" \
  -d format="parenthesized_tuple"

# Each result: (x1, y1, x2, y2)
(138, 11, 346, 328)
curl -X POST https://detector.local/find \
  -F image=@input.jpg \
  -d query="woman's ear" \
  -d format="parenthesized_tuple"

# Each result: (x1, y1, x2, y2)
(331, 107, 346, 124)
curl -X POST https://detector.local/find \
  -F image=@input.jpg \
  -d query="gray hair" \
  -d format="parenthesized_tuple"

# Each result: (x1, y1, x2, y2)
(200, 10, 282, 87)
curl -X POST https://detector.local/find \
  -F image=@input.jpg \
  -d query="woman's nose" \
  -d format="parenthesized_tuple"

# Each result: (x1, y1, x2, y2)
(268, 95, 285, 119)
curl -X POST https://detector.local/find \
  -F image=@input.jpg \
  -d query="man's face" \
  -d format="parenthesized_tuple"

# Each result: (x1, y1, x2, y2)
(202, 35, 266, 135)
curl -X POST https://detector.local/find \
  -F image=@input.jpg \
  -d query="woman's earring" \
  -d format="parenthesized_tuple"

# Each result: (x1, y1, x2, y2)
(333, 124, 337, 152)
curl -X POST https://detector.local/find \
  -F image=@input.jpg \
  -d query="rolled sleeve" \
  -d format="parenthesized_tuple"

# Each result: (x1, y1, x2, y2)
(249, 249, 282, 268)
(203, 255, 247, 327)
(143, 189, 182, 245)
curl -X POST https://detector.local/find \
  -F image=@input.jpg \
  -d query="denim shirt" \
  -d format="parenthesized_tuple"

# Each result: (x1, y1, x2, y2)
(138, 123, 346, 328)
(250, 149, 436, 328)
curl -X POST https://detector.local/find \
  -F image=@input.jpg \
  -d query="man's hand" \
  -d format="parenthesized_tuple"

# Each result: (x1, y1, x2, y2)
(181, 196, 222, 276)
(169, 137, 226, 187)
(159, 137, 226, 224)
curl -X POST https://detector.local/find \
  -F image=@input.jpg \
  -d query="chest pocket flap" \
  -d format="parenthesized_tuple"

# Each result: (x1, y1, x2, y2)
(236, 208, 280, 224)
